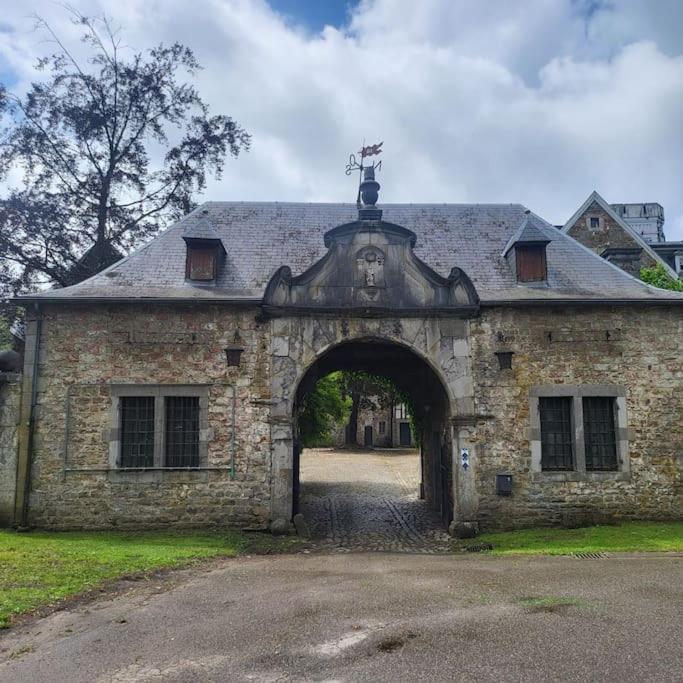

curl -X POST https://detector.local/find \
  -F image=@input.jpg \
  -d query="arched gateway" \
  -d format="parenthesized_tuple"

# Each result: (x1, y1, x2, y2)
(291, 338, 457, 528)
(264, 168, 480, 534)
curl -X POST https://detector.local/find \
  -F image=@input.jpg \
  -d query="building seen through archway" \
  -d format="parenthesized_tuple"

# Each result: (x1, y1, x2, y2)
(291, 340, 454, 546)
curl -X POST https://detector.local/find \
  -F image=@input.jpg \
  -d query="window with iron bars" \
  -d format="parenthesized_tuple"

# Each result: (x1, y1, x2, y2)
(532, 388, 625, 476)
(583, 397, 618, 471)
(120, 397, 155, 468)
(539, 397, 574, 471)
(115, 387, 207, 469)
(165, 396, 200, 467)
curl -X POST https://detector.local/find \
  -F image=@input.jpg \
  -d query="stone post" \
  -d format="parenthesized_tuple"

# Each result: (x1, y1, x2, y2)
(0, 373, 22, 526)
(450, 416, 480, 538)
(269, 419, 293, 533)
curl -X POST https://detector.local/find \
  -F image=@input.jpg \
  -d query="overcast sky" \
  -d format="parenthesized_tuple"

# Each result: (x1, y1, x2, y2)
(2, 0, 682, 239)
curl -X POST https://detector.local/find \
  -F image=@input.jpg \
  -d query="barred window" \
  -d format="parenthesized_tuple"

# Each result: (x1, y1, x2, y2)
(539, 397, 574, 471)
(120, 397, 155, 467)
(114, 388, 207, 470)
(165, 396, 200, 467)
(531, 385, 628, 479)
(583, 397, 618, 471)
(379, 421, 386, 435)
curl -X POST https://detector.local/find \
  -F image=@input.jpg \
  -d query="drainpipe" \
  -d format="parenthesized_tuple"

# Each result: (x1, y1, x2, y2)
(16, 304, 42, 529)
(231, 385, 236, 479)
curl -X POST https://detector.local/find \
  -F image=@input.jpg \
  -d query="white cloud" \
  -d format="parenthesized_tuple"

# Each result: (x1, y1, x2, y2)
(2, 0, 683, 239)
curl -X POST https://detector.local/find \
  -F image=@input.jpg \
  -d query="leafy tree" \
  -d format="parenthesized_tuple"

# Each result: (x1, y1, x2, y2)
(640, 264, 683, 292)
(298, 373, 351, 447)
(0, 11, 250, 293)
(297, 370, 416, 448)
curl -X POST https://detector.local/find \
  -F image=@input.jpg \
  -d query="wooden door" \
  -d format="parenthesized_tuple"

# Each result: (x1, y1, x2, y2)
(399, 422, 411, 446)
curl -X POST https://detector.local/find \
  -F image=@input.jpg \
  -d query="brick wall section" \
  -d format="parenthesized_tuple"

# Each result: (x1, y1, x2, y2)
(0, 374, 21, 525)
(470, 305, 682, 530)
(566, 201, 658, 277)
(25, 304, 272, 530)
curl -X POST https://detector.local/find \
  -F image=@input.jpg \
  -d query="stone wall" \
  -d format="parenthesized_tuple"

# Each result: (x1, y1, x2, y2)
(0, 373, 21, 525)
(469, 304, 682, 530)
(566, 201, 658, 277)
(23, 303, 272, 530)
(14, 300, 683, 532)
(356, 399, 392, 448)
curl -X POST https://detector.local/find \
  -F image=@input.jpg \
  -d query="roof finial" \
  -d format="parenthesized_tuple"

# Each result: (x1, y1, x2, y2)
(360, 165, 379, 206)
(345, 141, 383, 220)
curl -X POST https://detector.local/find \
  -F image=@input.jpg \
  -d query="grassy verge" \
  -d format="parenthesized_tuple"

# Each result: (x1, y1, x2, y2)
(461, 521, 683, 555)
(0, 529, 300, 629)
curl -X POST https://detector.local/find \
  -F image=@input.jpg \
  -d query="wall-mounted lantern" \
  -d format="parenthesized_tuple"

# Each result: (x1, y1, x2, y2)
(225, 330, 245, 368)
(494, 351, 514, 370)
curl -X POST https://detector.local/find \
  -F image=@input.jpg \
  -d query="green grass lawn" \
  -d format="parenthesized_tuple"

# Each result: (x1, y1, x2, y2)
(468, 521, 683, 555)
(0, 529, 278, 629)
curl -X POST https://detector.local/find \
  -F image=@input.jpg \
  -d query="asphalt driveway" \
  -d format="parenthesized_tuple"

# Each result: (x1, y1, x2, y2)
(1, 552, 681, 682)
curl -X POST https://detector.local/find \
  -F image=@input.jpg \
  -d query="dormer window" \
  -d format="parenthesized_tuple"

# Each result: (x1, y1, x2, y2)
(503, 213, 552, 285)
(182, 216, 226, 284)
(515, 244, 547, 282)
(186, 243, 218, 281)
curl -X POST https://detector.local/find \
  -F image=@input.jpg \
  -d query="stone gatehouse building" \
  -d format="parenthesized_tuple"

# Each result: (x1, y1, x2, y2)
(1, 169, 682, 534)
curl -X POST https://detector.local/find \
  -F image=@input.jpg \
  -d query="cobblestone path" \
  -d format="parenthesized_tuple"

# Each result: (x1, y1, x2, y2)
(299, 448, 453, 553)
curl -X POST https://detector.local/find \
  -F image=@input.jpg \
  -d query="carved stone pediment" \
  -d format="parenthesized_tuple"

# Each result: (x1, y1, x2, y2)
(262, 219, 479, 315)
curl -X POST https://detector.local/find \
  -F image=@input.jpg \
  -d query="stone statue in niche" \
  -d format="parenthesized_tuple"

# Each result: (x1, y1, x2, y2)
(355, 247, 385, 289)
(354, 246, 386, 303)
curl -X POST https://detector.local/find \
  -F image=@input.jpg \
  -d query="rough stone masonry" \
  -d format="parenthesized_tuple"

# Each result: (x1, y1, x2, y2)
(2, 172, 682, 533)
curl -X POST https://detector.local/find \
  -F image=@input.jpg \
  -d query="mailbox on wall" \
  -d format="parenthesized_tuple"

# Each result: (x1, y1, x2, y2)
(496, 474, 513, 496)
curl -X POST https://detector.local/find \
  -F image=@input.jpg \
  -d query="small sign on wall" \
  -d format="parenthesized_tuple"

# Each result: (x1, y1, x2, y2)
(461, 448, 470, 471)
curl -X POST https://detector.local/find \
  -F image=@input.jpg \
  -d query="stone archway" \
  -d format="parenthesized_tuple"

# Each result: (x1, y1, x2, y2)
(268, 316, 481, 535)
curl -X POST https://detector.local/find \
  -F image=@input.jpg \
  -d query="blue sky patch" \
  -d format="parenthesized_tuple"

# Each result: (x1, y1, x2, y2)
(269, 0, 356, 32)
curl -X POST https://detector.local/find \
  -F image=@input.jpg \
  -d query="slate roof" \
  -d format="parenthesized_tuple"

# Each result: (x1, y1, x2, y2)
(20, 202, 683, 305)
(182, 217, 225, 244)
(502, 214, 552, 256)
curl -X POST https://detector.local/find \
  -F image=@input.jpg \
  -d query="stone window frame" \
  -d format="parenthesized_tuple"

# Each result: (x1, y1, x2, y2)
(395, 403, 408, 419)
(586, 215, 604, 232)
(109, 385, 210, 470)
(529, 385, 630, 482)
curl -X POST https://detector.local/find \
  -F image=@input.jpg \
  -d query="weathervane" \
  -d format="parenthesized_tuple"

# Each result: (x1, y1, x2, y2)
(346, 141, 383, 207)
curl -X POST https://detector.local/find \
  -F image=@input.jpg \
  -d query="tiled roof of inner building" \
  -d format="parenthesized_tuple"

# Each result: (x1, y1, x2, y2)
(19, 202, 683, 304)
